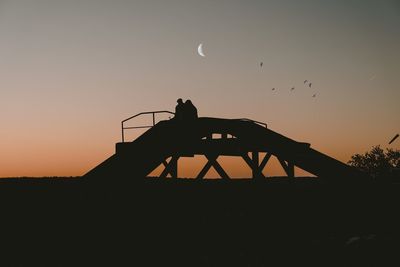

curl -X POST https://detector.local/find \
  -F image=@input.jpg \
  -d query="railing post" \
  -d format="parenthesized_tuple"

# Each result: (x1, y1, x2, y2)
(121, 121, 125, 143)
(120, 111, 175, 143)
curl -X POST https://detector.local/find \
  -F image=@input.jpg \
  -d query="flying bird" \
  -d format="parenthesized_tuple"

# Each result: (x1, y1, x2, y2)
(291, 87, 295, 91)
(304, 80, 308, 84)
(389, 134, 399, 145)
(309, 82, 312, 88)
(271, 87, 276, 91)
(260, 62, 263, 67)
(312, 93, 316, 98)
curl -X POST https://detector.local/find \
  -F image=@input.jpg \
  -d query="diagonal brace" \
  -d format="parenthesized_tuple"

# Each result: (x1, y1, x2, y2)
(277, 158, 294, 178)
(196, 154, 230, 180)
(160, 156, 179, 178)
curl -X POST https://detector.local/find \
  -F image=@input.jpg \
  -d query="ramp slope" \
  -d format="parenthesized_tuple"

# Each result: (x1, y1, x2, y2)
(84, 118, 364, 180)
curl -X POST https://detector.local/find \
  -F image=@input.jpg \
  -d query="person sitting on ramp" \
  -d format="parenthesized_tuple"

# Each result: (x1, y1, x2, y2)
(174, 98, 185, 121)
(184, 99, 198, 120)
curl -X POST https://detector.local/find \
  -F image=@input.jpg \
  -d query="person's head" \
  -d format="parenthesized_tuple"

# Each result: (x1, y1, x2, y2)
(185, 100, 192, 105)
(177, 98, 183, 104)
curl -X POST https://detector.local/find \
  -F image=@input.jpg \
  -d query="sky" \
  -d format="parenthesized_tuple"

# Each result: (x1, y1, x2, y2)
(0, 0, 399, 177)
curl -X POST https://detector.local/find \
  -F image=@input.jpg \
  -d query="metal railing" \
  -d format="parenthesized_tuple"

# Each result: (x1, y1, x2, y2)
(121, 111, 175, 142)
(238, 118, 267, 128)
(121, 111, 268, 143)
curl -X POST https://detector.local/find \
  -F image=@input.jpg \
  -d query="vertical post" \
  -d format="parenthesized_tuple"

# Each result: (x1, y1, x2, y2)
(252, 151, 259, 179)
(152, 112, 156, 126)
(277, 158, 295, 178)
(288, 162, 294, 178)
(171, 156, 178, 178)
(121, 121, 124, 143)
(160, 156, 179, 178)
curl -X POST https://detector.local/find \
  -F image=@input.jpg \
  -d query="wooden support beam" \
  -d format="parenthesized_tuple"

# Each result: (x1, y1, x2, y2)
(287, 161, 294, 178)
(170, 157, 178, 178)
(259, 152, 272, 171)
(252, 152, 260, 179)
(209, 156, 230, 179)
(196, 160, 213, 179)
(242, 153, 253, 167)
(277, 158, 294, 178)
(277, 158, 289, 176)
(196, 154, 230, 180)
(160, 156, 179, 178)
(242, 153, 265, 179)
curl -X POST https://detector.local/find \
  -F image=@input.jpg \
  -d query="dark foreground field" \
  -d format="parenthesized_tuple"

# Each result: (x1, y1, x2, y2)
(0, 177, 399, 266)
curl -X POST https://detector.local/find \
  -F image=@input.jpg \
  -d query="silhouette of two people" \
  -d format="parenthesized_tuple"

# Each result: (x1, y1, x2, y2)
(174, 98, 198, 122)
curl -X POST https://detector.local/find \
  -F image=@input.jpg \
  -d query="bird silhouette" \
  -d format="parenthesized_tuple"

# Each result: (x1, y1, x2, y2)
(309, 82, 312, 88)
(304, 80, 308, 84)
(271, 87, 275, 91)
(260, 62, 263, 67)
(291, 87, 295, 91)
(389, 134, 399, 145)
(312, 93, 316, 97)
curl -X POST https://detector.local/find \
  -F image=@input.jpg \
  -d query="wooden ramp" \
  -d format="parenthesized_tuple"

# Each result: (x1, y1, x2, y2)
(84, 117, 366, 181)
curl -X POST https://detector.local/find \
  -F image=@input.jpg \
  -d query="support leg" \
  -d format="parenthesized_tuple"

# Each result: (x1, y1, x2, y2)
(160, 156, 179, 178)
(252, 152, 260, 179)
(278, 158, 295, 178)
(196, 154, 230, 180)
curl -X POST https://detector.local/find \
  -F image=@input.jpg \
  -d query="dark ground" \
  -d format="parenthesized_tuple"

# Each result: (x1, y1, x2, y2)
(0, 177, 399, 266)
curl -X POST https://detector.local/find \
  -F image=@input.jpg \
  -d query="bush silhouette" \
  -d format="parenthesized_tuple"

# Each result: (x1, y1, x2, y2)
(348, 145, 400, 179)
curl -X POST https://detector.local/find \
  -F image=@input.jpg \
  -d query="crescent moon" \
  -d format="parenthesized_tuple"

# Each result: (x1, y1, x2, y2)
(197, 43, 205, 57)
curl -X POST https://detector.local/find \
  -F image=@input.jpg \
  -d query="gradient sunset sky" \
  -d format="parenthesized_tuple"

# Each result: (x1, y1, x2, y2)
(1, 0, 399, 177)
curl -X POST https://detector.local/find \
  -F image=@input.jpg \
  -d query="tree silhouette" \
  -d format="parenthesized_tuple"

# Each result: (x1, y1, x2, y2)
(348, 146, 400, 179)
